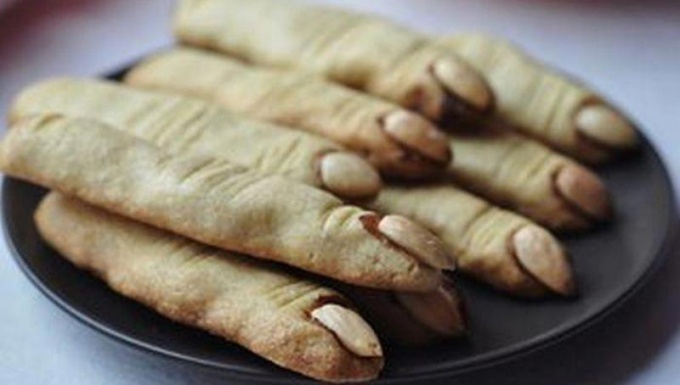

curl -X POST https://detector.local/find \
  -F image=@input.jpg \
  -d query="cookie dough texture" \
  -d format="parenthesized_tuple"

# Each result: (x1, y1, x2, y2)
(9, 78, 343, 192)
(125, 48, 451, 178)
(437, 34, 638, 163)
(35, 192, 383, 382)
(174, 0, 492, 120)
(372, 184, 574, 297)
(1, 115, 440, 291)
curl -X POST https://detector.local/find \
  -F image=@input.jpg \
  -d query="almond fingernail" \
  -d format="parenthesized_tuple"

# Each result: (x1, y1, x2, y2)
(382, 110, 451, 164)
(319, 152, 382, 200)
(396, 284, 466, 336)
(432, 58, 493, 112)
(555, 164, 612, 221)
(378, 215, 454, 269)
(311, 303, 383, 358)
(513, 225, 575, 296)
(575, 104, 638, 150)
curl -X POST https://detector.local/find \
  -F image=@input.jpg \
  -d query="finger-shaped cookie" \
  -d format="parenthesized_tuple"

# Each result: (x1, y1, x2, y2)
(435, 34, 638, 163)
(36, 192, 383, 382)
(371, 184, 575, 297)
(125, 47, 451, 178)
(446, 125, 611, 231)
(174, 0, 493, 121)
(1, 115, 447, 291)
(9, 78, 381, 201)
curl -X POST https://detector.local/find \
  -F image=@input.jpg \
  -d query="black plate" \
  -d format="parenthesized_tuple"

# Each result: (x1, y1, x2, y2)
(2, 72, 676, 384)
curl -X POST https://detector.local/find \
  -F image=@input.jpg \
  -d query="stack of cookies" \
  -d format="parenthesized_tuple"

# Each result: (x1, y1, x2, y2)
(0, 0, 639, 382)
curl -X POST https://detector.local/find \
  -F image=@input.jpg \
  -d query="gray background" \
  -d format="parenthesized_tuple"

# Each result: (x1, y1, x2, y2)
(1, 0, 679, 383)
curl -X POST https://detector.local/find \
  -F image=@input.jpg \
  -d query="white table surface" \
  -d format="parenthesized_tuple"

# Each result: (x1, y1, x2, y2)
(1, 0, 679, 384)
